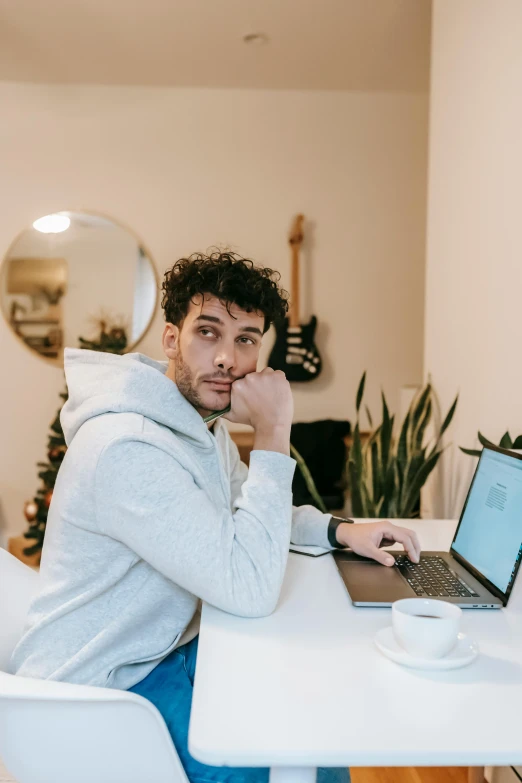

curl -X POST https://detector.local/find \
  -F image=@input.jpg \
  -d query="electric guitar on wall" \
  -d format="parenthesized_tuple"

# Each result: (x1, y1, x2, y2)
(268, 214, 322, 382)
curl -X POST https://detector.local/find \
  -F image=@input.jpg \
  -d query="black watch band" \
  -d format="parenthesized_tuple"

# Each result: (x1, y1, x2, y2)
(327, 516, 354, 548)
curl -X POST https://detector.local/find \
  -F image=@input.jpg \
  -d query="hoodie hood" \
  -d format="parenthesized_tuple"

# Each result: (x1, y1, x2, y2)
(61, 348, 212, 448)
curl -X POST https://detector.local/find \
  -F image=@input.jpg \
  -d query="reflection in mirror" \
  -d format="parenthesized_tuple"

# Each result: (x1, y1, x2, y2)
(0, 211, 158, 364)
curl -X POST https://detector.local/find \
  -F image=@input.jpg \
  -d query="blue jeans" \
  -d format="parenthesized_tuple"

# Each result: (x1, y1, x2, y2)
(130, 636, 351, 783)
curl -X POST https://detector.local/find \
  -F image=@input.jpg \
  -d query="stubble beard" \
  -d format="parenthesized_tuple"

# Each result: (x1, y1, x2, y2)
(174, 348, 207, 412)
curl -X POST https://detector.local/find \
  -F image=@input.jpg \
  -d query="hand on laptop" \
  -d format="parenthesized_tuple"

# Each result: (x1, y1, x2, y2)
(335, 521, 421, 566)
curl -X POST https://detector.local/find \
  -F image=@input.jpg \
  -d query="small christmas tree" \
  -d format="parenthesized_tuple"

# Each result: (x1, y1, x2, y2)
(22, 318, 128, 559)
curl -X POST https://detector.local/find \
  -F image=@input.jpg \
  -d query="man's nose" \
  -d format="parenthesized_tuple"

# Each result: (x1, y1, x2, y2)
(213, 342, 236, 372)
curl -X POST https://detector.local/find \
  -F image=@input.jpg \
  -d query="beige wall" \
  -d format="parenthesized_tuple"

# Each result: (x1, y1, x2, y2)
(0, 82, 428, 542)
(423, 0, 522, 518)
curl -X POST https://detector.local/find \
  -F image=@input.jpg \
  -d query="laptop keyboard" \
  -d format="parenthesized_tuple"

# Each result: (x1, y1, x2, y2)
(395, 555, 480, 598)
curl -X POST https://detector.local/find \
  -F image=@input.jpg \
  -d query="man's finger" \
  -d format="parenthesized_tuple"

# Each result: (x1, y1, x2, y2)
(370, 545, 396, 567)
(381, 525, 421, 562)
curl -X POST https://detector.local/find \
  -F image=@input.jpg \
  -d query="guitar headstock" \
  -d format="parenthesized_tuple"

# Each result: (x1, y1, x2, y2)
(289, 214, 304, 247)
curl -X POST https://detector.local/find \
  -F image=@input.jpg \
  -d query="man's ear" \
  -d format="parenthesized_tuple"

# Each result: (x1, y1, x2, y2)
(162, 323, 180, 360)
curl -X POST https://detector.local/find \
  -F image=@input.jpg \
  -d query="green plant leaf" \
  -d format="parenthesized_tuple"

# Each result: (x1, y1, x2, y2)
(365, 405, 373, 429)
(381, 391, 390, 428)
(409, 385, 431, 448)
(513, 436, 522, 449)
(387, 461, 402, 518)
(499, 431, 513, 449)
(427, 394, 458, 459)
(374, 497, 386, 518)
(459, 447, 482, 457)
(383, 414, 394, 470)
(380, 459, 397, 517)
(290, 444, 328, 513)
(371, 440, 381, 503)
(360, 479, 373, 518)
(356, 372, 366, 414)
(438, 394, 459, 439)
(397, 410, 411, 470)
(413, 398, 432, 452)
(380, 393, 393, 469)
(478, 431, 498, 449)
(400, 450, 442, 518)
(365, 424, 382, 450)
(348, 461, 364, 517)
(349, 422, 363, 476)
(401, 450, 426, 509)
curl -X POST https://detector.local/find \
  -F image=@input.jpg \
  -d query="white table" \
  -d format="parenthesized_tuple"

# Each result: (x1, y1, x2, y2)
(189, 519, 522, 783)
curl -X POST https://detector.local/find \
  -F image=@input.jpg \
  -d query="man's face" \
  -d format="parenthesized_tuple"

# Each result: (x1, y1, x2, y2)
(163, 294, 265, 418)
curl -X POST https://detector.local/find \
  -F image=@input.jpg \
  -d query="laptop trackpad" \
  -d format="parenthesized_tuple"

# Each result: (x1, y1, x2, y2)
(333, 552, 413, 604)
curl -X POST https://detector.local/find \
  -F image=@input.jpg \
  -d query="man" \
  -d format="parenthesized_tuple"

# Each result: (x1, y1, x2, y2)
(12, 251, 420, 783)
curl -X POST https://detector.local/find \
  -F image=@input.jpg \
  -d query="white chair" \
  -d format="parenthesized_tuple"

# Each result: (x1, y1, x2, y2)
(0, 547, 189, 783)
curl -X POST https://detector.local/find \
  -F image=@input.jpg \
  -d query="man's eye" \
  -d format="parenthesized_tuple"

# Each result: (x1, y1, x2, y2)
(238, 337, 255, 345)
(200, 329, 215, 337)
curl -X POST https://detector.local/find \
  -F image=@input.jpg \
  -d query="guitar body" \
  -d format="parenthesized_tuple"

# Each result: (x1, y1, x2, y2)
(269, 214, 323, 382)
(268, 315, 322, 382)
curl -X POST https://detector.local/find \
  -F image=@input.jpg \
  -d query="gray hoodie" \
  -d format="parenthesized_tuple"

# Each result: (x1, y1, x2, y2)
(11, 348, 333, 690)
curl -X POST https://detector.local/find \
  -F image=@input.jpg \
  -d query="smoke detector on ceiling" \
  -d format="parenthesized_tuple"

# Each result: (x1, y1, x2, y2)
(243, 33, 269, 46)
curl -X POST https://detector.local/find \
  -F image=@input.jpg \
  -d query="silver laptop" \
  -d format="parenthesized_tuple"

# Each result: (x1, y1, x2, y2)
(334, 444, 522, 609)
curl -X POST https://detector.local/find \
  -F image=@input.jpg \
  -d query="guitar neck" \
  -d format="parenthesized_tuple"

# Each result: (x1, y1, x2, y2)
(289, 243, 300, 328)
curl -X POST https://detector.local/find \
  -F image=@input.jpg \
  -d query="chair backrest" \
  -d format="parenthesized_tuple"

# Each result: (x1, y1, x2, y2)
(0, 690, 189, 783)
(0, 548, 39, 671)
(0, 551, 190, 783)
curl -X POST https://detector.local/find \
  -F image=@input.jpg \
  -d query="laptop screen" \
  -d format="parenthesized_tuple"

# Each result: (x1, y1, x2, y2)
(451, 447, 522, 594)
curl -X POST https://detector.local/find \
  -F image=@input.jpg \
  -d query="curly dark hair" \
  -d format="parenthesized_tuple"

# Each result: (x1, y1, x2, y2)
(161, 250, 288, 333)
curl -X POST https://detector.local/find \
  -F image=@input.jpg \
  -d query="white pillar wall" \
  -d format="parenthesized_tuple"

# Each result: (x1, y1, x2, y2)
(423, 0, 522, 518)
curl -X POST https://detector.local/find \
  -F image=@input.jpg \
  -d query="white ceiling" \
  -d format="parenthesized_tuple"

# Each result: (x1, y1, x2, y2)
(0, 0, 431, 92)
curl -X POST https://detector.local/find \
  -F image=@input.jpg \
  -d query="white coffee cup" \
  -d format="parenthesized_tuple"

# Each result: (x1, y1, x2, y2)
(392, 598, 462, 659)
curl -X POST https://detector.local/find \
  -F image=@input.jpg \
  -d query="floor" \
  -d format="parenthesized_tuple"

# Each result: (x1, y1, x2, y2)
(0, 757, 469, 783)
(352, 768, 469, 783)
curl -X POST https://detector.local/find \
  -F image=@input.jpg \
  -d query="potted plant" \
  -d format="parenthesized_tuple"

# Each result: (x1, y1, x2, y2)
(460, 431, 522, 457)
(347, 373, 458, 518)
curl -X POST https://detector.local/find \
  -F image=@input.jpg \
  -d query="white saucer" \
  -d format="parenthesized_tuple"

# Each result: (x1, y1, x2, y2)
(374, 626, 479, 670)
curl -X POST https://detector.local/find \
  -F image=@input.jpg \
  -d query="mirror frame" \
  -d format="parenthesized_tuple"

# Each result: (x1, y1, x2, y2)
(0, 209, 159, 367)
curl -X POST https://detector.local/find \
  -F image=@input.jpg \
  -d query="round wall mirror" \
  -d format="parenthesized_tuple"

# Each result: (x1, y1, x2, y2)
(0, 211, 158, 364)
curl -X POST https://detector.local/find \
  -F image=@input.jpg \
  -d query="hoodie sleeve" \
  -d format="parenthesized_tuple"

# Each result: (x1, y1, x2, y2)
(229, 438, 334, 549)
(94, 438, 295, 618)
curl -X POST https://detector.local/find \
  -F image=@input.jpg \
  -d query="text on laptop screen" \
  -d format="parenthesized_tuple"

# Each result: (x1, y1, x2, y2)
(452, 449, 522, 593)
